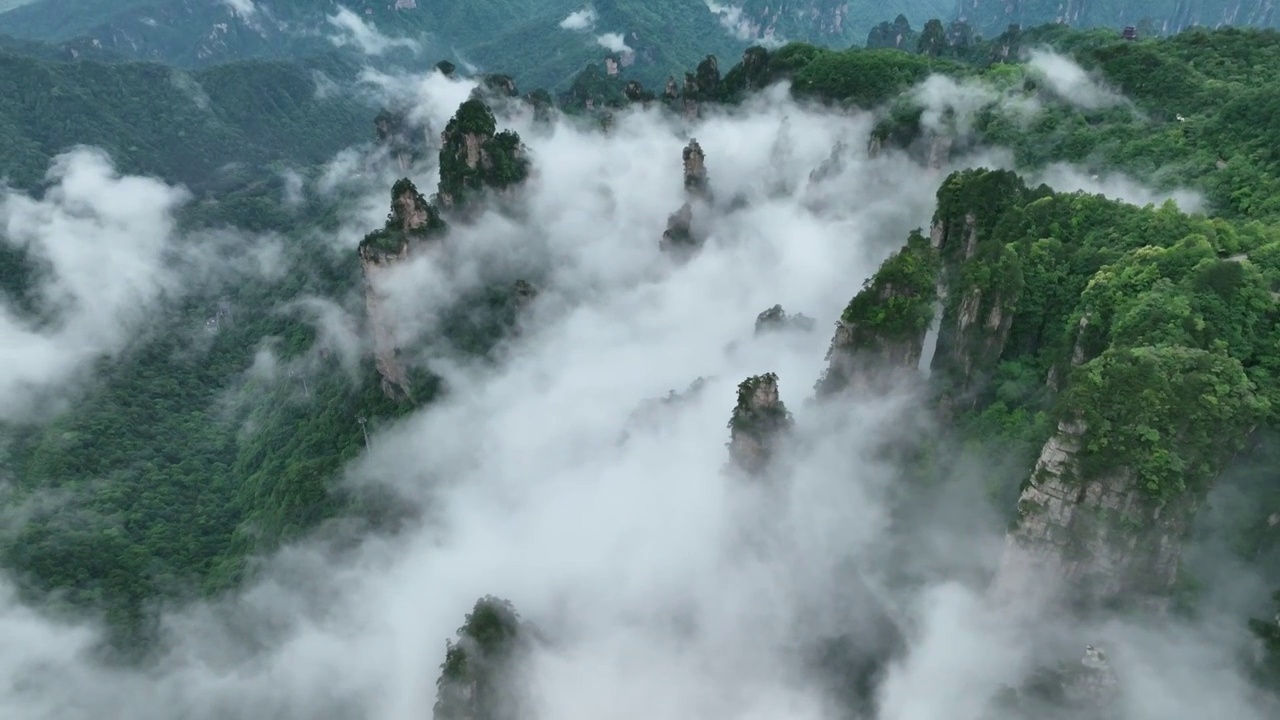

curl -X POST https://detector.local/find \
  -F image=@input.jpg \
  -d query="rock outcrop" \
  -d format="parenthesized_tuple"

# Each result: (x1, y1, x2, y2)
(660, 139, 712, 259)
(436, 99, 530, 213)
(728, 373, 793, 476)
(866, 14, 918, 50)
(995, 346, 1265, 610)
(374, 107, 431, 172)
(680, 55, 722, 118)
(755, 305, 816, 335)
(434, 596, 534, 720)
(359, 179, 448, 401)
(816, 231, 941, 398)
(926, 169, 1038, 414)
(619, 377, 710, 445)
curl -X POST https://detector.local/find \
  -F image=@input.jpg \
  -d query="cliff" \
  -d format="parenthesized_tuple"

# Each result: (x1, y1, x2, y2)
(619, 377, 710, 444)
(997, 346, 1266, 608)
(728, 373, 794, 476)
(358, 179, 448, 401)
(724, 0, 858, 44)
(926, 169, 1040, 414)
(955, 0, 1280, 38)
(660, 139, 713, 259)
(434, 596, 533, 720)
(374, 107, 433, 173)
(755, 304, 816, 335)
(815, 230, 941, 397)
(436, 99, 530, 213)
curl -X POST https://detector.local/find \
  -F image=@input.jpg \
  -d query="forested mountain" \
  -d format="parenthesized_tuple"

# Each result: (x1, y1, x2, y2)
(0, 48, 370, 191)
(0, 0, 948, 90)
(3, 7, 1280, 720)
(954, 0, 1279, 38)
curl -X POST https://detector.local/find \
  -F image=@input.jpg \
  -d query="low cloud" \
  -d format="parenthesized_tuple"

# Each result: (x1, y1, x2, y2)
(705, 0, 786, 48)
(1033, 162, 1205, 212)
(559, 7, 597, 31)
(595, 32, 632, 55)
(326, 6, 419, 56)
(1027, 49, 1127, 110)
(221, 0, 257, 18)
(0, 148, 189, 421)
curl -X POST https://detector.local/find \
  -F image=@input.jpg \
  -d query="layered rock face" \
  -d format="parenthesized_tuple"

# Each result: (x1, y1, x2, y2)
(994, 419, 1196, 608)
(728, 373, 794, 476)
(660, 139, 712, 259)
(680, 55, 722, 118)
(995, 345, 1264, 610)
(726, 0, 855, 43)
(927, 169, 1034, 414)
(816, 230, 941, 397)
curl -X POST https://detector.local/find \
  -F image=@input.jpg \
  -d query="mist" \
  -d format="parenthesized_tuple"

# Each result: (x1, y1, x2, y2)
(0, 62, 1274, 720)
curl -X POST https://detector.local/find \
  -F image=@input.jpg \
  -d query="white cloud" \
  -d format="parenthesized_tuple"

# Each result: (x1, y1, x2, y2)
(0, 148, 188, 421)
(326, 6, 419, 56)
(595, 32, 632, 54)
(222, 0, 257, 18)
(559, 7, 597, 31)
(705, 0, 786, 48)
(1027, 49, 1127, 110)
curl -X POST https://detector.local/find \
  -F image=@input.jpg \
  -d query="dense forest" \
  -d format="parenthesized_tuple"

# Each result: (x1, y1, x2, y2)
(2, 5, 1280, 719)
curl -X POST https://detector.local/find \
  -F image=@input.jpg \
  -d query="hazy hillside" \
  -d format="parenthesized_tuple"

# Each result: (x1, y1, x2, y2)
(2, 11, 1280, 720)
(954, 0, 1279, 38)
(0, 0, 967, 89)
(0, 49, 371, 190)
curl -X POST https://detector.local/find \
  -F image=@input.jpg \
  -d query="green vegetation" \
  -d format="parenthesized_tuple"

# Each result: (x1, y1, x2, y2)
(1066, 346, 1266, 501)
(437, 100, 531, 210)
(728, 373, 792, 434)
(839, 229, 941, 340)
(0, 49, 368, 191)
(435, 596, 532, 720)
(4, 8, 1280, 687)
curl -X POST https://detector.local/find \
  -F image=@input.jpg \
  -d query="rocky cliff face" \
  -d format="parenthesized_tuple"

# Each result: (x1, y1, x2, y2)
(679, 55, 722, 118)
(728, 373, 794, 477)
(660, 139, 712, 259)
(926, 169, 1035, 414)
(994, 418, 1198, 608)
(816, 231, 941, 398)
(994, 342, 1265, 614)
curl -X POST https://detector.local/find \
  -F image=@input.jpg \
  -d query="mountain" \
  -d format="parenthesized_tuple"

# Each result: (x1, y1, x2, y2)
(0, 0, 971, 90)
(953, 0, 1280, 38)
(3, 14, 1280, 719)
(0, 48, 370, 190)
